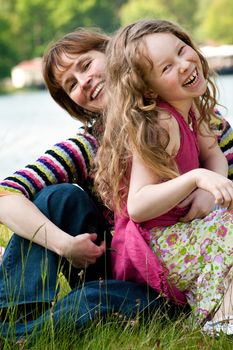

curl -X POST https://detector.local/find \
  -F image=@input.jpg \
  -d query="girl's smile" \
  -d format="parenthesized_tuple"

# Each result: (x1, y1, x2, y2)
(57, 50, 106, 113)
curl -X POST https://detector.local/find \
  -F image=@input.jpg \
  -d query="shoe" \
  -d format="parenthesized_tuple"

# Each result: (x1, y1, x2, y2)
(203, 317, 233, 336)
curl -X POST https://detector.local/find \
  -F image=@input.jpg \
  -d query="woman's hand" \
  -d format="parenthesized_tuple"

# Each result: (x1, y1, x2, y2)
(193, 168, 233, 210)
(63, 233, 106, 268)
(178, 188, 215, 222)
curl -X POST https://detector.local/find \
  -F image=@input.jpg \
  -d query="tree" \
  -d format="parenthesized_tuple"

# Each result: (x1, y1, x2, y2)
(13, 0, 57, 59)
(163, 0, 199, 33)
(119, 0, 198, 35)
(0, 15, 17, 78)
(51, 0, 120, 35)
(120, 0, 174, 25)
(197, 0, 233, 44)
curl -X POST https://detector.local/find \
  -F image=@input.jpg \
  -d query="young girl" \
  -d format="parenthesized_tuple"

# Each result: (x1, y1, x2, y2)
(95, 19, 233, 333)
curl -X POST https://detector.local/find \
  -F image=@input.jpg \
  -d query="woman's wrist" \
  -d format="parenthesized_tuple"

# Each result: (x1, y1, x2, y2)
(50, 227, 74, 258)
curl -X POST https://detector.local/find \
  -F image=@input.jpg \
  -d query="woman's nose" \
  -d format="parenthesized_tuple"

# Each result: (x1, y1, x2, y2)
(79, 75, 92, 90)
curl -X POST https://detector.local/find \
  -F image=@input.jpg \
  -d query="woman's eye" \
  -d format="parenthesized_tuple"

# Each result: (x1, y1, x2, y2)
(81, 60, 91, 71)
(69, 81, 77, 92)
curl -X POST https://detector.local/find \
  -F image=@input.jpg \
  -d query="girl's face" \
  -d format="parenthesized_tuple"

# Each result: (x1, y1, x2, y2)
(58, 50, 106, 113)
(144, 33, 207, 114)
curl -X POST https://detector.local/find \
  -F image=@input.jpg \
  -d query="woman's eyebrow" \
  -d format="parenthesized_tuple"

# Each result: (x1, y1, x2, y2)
(75, 56, 90, 71)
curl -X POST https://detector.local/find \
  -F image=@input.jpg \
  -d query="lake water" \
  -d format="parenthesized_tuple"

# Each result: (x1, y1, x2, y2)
(0, 75, 233, 180)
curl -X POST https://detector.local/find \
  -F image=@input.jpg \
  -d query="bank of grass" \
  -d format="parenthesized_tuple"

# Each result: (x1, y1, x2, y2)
(1, 227, 233, 349)
(2, 310, 233, 350)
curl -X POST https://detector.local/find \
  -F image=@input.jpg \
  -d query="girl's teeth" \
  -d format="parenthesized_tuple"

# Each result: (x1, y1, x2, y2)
(184, 70, 198, 86)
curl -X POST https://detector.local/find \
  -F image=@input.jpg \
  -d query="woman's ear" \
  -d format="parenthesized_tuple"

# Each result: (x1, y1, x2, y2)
(144, 89, 157, 99)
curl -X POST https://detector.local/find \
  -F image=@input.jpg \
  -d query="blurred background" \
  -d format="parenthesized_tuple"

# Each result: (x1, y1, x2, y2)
(0, 0, 233, 179)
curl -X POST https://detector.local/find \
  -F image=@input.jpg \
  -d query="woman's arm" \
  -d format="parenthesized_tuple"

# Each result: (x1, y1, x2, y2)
(0, 132, 98, 199)
(0, 193, 105, 268)
(198, 120, 228, 176)
(216, 118, 233, 180)
(0, 132, 103, 267)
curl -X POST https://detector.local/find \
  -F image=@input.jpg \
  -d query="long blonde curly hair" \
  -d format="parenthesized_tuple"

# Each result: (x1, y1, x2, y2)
(95, 19, 218, 213)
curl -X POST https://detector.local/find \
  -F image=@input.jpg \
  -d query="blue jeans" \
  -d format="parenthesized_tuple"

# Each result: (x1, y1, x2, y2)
(0, 184, 174, 341)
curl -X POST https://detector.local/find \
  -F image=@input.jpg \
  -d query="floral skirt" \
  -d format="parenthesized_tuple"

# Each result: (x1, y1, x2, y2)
(150, 208, 233, 324)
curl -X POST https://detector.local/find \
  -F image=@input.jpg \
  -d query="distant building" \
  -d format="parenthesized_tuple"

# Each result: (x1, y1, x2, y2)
(201, 45, 233, 74)
(11, 58, 45, 88)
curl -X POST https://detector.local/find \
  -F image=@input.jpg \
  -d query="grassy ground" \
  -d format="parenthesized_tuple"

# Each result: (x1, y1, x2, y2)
(1, 226, 233, 349)
(1, 311, 233, 350)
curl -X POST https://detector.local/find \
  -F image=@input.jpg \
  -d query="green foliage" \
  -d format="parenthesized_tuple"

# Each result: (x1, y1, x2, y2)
(13, 0, 57, 59)
(0, 15, 17, 79)
(119, 0, 199, 35)
(120, 0, 174, 25)
(0, 225, 12, 247)
(0, 0, 233, 80)
(197, 0, 233, 44)
(51, 0, 120, 35)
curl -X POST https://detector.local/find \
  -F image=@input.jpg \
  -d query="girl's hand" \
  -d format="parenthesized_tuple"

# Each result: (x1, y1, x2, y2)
(64, 233, 106, 268)
(178, 189, 215, 222)
(194, 169, 233, 210)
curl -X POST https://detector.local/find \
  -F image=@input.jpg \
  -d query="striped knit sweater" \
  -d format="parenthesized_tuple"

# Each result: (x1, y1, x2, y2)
(214, 113, 233, 180)
(0, 131, 98, 199)
(0, 118, 233, 200)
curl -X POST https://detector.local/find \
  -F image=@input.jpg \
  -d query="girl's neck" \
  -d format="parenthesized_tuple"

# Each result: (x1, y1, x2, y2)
(163, 99, 193, 121)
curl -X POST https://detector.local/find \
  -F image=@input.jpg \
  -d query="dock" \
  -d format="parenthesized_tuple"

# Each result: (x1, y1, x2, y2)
(201, 45, 233, 75)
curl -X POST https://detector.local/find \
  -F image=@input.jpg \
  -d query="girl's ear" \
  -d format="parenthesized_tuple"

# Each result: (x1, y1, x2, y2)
(144, 89, 157, 99)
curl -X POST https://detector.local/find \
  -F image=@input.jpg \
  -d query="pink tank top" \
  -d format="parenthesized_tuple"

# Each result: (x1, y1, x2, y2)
(142, 100, 200, 229)
(111, 101, 199, 305)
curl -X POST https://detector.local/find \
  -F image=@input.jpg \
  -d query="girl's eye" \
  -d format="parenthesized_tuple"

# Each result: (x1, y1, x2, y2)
(162, 64, 171, 73)
(178, 45, 185, 55)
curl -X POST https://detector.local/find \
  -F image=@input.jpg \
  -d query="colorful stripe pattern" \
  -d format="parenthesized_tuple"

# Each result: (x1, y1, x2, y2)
(0, 132, 98, 199)
(217, 118, 233, 180)
(0, 116, 233, 200)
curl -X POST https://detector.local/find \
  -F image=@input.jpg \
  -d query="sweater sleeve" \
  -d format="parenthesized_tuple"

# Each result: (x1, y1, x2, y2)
(0, 131, 98, 199)
(211, 110, 233, 180)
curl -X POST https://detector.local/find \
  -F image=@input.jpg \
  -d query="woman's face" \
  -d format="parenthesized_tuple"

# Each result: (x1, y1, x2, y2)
(58, 50, 106, 113)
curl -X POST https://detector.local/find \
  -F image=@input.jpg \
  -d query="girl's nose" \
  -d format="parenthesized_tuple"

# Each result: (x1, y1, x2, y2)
(179, 60, 189, 74)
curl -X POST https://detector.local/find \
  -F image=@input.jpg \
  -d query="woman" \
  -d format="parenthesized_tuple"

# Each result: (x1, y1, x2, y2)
(0, 28, 169, 343)
(0, 27, 232, 340)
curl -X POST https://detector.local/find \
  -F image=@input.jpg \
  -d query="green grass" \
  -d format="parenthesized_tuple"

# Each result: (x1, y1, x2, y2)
(0, 225, 12, 246)
(1, 226, 233, 349)
(2, 311, 233, 350)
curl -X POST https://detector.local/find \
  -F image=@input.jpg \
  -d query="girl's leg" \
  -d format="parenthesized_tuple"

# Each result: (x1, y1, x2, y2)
(0, 184, 111, 310)
(203, 276, 233, 335)
(211, 273, 233, 321)
(151, 208, 233, 326)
